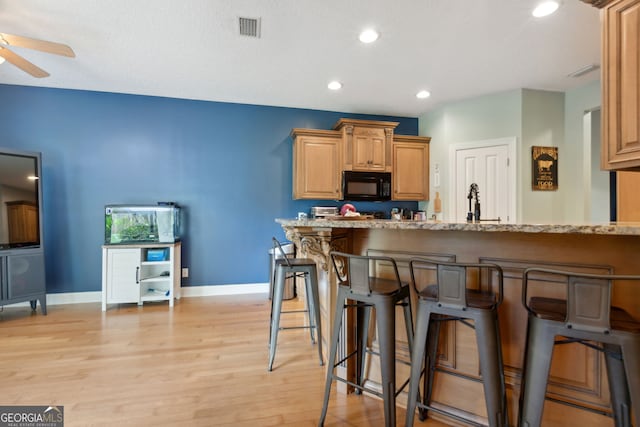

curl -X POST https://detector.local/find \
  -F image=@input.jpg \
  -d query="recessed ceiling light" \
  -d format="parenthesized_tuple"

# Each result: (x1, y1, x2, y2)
(532, 1, 560, 18)
(359, 29, 379, 44)
(328, 81, 343, 90)
(416, 90, 431, 99)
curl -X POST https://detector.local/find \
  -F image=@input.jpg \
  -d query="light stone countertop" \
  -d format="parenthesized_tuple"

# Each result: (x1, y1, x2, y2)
(276, 218, 640, 236)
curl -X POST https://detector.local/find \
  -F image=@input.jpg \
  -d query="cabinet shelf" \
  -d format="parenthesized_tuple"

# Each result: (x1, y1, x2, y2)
(140, 276, 171, 283)
(141, 260, 171, 266)
(141, 291, 170, 301)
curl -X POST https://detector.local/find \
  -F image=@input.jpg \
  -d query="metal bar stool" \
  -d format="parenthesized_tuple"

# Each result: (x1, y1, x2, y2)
(520, 268, 640, 427)
(406, 258, 508, 427)
(268, 237, 323, 371)
(319, 251, 414, 427)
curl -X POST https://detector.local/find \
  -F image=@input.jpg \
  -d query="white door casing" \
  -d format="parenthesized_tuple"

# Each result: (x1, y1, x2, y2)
(449, 137, 517, 223)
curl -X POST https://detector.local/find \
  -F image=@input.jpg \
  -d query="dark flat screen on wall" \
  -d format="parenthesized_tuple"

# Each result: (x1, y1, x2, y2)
(0, 150, 41, 250)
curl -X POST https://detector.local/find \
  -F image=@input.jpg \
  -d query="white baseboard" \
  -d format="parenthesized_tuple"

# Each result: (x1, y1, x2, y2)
(50, 291, 103, 305)
(5, 283, 270, 307)
(180, 283, 269, 297)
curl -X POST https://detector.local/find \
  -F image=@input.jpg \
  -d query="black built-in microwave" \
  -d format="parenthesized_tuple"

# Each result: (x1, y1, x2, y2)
(342, 171, 392, 201)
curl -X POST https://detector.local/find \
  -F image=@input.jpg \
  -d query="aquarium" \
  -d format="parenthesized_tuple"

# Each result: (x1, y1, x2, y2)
(105, 204, 181, 244)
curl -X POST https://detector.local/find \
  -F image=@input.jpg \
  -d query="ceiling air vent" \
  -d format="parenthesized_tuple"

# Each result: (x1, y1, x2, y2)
(239, 17, 261, 38)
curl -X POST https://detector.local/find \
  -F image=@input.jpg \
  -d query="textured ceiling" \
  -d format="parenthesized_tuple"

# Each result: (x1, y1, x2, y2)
(0, 0, 601, 117)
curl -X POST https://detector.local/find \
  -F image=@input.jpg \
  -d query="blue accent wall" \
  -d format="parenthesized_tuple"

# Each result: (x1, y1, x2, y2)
(0, 84, 418, 292)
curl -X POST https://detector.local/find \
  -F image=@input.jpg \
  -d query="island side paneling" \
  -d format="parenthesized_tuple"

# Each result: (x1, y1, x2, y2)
(352, 228, 640, 426)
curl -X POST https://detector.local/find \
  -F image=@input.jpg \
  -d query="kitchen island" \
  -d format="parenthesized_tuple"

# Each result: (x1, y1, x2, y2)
(276, 218, 640, 427)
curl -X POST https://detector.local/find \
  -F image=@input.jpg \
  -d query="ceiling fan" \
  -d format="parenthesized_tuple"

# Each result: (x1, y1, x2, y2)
(0, 32, 75, 78)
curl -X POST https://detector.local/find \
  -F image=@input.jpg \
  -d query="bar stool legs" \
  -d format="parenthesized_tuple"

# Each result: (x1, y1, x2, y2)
(268, 262, 323, 372)
(319, 285, 413, 427)
(406, 260, 507, 427)
(518, 314, 556, 427)
(518, 318, 640, 427)
(319, 286, 349, 426)
(621, 339, 640, 427)
(377, 297, 399, 425)
(519, 268, 640, 427)
(405, 302, 431, 426)
(306, 265, 324, 365)
(268, 265, 286, 371)
(406, 305, 507, 427)
(604, 344, 632, 427)
(475, 309, 507, 426)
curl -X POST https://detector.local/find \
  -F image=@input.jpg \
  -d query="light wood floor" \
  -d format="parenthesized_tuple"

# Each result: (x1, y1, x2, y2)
(0, 294, 448, 427)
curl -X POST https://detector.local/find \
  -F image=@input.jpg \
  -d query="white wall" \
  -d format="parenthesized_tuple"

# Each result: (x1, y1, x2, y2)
(418, 89, 522, 220)
(563, 80, 602, 222)
(419, 81, 601, 224)
(584, 109, 610, 222)
(521, 89, 565, 222)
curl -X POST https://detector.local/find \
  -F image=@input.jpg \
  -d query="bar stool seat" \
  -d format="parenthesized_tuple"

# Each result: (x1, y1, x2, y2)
(319, 251, 414, 427)
(421, 284, 498, 309)
(268, 237, 323, 372)
(405, 258, 508, 427)
(519, 268, 640, 427)
(529, 297, 640, 332)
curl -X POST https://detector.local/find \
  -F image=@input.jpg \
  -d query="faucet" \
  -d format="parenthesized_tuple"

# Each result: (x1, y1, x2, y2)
(466, 183, 481, 222)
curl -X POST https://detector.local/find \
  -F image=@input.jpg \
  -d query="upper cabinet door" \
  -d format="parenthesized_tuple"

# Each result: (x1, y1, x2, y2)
(353, 127, 386, 171)
(292, 129, 343, 200)
(334, 119, 398, 172)
(392, 136, 430, 201)
(602, 0, 640, 170)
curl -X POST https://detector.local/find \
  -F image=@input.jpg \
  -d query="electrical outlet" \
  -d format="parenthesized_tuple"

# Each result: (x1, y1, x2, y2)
(181, 268, 189, 278)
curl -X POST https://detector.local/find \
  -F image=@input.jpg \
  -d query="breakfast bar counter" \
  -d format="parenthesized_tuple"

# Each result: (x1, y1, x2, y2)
(276, 218, 640, 426)
(277, 217, 640, 234)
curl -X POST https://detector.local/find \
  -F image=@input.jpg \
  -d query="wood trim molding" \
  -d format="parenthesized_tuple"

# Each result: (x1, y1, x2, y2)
(579, 0, 616, 8)
(290, 128, 341, 139)
(284, 227, 332, 272)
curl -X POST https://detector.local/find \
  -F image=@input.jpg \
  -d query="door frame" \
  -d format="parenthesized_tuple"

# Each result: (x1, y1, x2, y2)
(448, 137, 518, 222)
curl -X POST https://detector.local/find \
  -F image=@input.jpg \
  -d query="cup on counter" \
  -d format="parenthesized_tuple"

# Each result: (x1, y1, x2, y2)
(297, 212, 308, 220)
(390, 208, 401, 221)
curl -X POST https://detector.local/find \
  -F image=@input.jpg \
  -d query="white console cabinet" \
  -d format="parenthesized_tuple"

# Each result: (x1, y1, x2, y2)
(101, 242, 181, 311)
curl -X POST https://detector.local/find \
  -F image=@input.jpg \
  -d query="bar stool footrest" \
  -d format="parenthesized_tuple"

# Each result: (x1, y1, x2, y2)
(414, 402, 488, 427)
(278, 325, 317, 331)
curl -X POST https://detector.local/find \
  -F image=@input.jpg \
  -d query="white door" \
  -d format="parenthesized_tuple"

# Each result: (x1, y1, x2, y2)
(450, 138, 516, 223)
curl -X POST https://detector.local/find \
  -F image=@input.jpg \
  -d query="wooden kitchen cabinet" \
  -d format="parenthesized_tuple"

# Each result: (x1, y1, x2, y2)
(616, 171, 640, 220)
(392, 135, 431, 201)
(352, 126, 386, 171)
(291, 119, 431, 201)
(334, 118, 398, 172)
(601, 0, 640, 170)
(291, 128, 343, 200)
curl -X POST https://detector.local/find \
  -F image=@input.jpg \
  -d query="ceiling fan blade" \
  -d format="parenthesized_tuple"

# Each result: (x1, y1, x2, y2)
(0, 47, 49, 78)
(0, 33, 75, 57)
